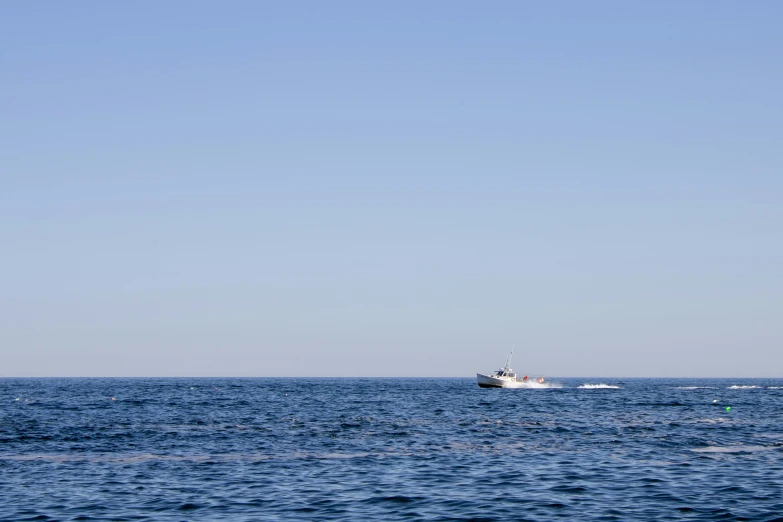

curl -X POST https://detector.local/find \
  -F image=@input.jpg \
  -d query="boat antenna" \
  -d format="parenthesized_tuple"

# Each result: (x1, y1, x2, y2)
(507, 350, 513, 369)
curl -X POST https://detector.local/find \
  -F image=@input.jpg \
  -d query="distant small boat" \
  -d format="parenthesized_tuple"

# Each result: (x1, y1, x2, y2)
(476, 352, 545, 388)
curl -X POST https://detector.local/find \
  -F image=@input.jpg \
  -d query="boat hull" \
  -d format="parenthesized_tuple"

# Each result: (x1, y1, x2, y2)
(476, 373, 515, 388)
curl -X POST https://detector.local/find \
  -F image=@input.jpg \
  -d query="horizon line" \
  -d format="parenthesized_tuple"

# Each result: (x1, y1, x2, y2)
(1, 375, 781, 379)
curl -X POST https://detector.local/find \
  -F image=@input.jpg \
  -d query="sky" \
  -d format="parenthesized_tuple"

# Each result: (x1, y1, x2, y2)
(1, 1, 781, 377)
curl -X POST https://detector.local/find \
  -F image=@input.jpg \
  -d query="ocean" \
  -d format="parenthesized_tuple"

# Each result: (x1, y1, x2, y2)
(1, 378, 782, 521)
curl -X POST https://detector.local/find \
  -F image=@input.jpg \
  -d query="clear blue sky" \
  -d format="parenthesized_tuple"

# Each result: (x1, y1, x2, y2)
(2, 1, 781, 377)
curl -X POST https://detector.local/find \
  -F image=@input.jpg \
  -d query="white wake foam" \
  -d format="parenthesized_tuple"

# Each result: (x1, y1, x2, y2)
(728, 385, 760, 389)
(674, 386, 716, 390)
(505, 381, 562, 389)
(578, 384, 620, 389)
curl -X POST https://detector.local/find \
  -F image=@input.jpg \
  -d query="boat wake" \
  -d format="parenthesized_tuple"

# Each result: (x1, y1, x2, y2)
(578, 384, 620, 389)
(504, 381, 562, 389)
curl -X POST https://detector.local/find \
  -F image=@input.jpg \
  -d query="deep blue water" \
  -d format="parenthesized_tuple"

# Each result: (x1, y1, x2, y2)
(1, 378, 782, 521)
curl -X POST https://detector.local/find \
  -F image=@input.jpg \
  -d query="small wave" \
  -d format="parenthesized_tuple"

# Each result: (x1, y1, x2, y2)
(674, 386, 716, 390)
(578, 384, 620, 389)
(767, 386, 783, 389)
(0, 451, 382, 464)
(692, 445, 775, 454)
(728, 385, 761, 389)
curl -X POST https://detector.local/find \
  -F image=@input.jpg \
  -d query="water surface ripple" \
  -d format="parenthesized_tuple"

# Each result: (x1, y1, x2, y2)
(1, 378, 782, 520)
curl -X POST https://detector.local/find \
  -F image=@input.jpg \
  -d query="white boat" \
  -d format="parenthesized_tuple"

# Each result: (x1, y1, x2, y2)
(476, 352, 545, 388)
